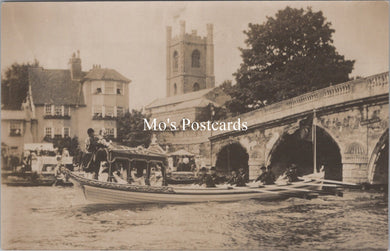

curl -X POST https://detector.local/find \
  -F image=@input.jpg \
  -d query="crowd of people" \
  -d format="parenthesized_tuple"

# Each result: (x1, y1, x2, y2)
(194, 163, 302, 188)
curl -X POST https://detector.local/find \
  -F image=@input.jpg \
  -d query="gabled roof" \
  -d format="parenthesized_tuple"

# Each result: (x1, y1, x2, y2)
(146, 88, 212, 109)
(84, 68, 131, 83)
(28, 67, 85, 106)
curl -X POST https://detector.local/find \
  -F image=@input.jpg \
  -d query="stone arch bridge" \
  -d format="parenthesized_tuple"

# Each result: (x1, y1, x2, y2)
(210, 72, 389, 184)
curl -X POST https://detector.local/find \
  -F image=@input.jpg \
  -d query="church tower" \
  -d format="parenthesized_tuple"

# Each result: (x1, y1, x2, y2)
(166, 21, 215, 97)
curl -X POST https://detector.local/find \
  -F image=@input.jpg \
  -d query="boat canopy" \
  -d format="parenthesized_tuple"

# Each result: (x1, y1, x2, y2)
(106, 145, 168, 186)
(109, 145, 167, 163)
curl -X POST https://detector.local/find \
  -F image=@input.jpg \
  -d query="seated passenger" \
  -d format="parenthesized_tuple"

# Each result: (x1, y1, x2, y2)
(285, 163, 301, 183)
(113, 170, 127, 184)
(197, 167, 215, 187)
(262, 165, 276, 185)
(227, 170, 246, 187)
(255, 165, 267, 182)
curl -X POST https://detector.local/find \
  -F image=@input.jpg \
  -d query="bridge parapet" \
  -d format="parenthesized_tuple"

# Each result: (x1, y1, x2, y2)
(213, 72, 389, 138)
(212, 72, 389, 138)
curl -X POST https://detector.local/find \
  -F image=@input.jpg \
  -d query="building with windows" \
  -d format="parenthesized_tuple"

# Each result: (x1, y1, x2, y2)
(1, 52, 130, 157)
(166, 21, 215, 97)
(146, 21, 229, 124)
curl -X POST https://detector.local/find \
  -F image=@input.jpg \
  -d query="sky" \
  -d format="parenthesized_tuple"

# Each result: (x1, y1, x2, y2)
(2, 1, 389, 109)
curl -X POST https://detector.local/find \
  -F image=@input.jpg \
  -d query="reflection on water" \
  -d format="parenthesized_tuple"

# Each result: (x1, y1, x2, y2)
(1, 185, 388, 250)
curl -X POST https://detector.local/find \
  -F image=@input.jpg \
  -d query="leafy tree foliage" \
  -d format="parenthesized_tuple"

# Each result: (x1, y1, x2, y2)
(43, 136, 79, 156)
(1, 60, 40, 110)
(116, 109, 152, 147)
(226, 7, 355, 115)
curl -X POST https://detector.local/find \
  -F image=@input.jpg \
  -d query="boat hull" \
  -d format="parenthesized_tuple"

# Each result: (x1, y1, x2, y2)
(69, 174, 322, 204)
(81, 185, 317, 204)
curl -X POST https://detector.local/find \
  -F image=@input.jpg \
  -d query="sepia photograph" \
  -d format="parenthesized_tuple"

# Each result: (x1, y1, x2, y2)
(1, 1, 389, 250)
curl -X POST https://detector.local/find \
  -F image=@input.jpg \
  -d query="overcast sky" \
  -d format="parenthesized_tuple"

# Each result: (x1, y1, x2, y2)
(2, 1, 388, 109)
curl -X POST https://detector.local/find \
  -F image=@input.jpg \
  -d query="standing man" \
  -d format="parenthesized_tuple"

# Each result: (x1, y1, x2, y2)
(85, 128, 108, 179)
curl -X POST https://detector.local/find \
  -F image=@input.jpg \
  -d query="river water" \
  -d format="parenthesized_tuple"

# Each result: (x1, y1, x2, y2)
(1, 185, 388, 250)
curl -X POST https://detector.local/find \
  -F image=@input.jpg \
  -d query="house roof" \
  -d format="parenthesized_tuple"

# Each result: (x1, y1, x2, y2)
(146, 88, 212, 109)
(84, 68, 131, 83)
(173, 97, 218, 110)
(1, 110, 26, 120)
(28, 67, 85, 106)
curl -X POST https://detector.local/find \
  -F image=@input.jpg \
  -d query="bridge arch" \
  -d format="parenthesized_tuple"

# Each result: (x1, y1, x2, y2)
(215, 142, 249, 180)
(267, 124, 343, 180)
(367, 129, 388, 184)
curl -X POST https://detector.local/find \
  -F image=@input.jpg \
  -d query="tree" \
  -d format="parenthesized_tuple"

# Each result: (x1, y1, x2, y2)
(43, 136, 79, 156)
(227, 7, 355, 115)
(116, 109, 152, 147)
(1, 60, 40, 110)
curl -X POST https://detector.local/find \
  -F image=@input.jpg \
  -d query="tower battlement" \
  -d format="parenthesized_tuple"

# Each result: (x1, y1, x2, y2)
(166, 21, 215, 97)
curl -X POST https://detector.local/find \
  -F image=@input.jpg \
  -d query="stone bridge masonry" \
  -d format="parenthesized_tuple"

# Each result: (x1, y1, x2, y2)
(209, 72, 389, 184)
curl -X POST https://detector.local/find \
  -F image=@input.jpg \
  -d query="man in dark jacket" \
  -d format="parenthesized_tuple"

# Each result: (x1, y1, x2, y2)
(286, 163, 300, 183)
(255, 165, 276, 185)
(255, 165, 267, 182)
(84, 128, 108, 179)
(197, 167, 216, 187)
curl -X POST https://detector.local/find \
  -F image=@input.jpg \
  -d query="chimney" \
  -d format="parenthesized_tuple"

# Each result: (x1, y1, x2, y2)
(166, 26, 172, 43)
(180, 20, 186, 37)
(68, 50, 82, 80)
(207, 23, 213, 43)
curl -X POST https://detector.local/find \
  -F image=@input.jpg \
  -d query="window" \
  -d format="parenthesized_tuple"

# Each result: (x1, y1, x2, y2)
(174, 83, 177, 95)
(54, 127, 62, 138)
(10, 121, 22, 136)
(54, 105, 62, 116)
(45, 127, 52, 138)
(45, 104, 52, 115)
(105, 106, 115, 117)
(173, 51, 179, 71)
(192, 50, 200, 68)
(117, 107, 124, 117)
(116, 83, 123, 95)
(106, 128, 116, 138)
(105, 82, 115, 94)
(93, 105, 103, 117)
(193, 82, 200, 91)
(63, 106, 70, 116)
(93, 82, 102, 94)
(63, 128, 70, 137)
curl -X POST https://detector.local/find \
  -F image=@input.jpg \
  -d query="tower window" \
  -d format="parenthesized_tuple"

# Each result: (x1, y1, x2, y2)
(173, 51, 179, 71)
(193, 82, 200, 92)
(174, 83, 177, 95)
(192, 50, 200, 68)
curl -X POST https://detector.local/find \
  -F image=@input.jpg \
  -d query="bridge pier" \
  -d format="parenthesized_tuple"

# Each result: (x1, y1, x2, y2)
(248, 158, 262, 180)
(342, 154, 369, 184)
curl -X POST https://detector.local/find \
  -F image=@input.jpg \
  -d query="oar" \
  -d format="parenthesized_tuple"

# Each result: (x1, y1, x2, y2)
(311, 178, 358, 186)
(304, 182, 340, 188)
(231, 186, 281, 194)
